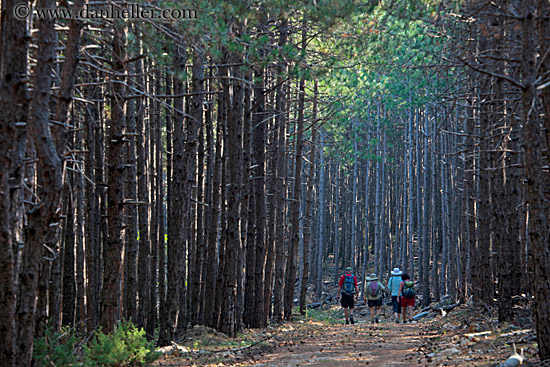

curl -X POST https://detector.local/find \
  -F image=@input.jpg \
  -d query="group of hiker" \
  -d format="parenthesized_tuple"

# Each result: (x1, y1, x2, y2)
(336, 267, 416, 325)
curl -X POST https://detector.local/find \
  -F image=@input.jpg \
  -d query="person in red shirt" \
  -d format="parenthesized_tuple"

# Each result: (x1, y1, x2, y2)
(337, 267, 359, 325)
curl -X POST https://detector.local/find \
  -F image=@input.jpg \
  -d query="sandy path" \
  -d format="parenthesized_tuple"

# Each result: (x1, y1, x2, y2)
(247, 320, 433, 367)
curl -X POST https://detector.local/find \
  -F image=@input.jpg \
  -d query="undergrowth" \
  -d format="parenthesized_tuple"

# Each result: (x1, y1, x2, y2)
(306, 305, 343, 324)
(33, 320, 161, 367)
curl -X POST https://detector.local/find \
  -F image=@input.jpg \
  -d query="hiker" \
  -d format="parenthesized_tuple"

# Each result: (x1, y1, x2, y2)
(387, 267, 402, 323)
(398, 273, 416, 323)
(364, 273, 385, 324)
(337, 267, 359, 325)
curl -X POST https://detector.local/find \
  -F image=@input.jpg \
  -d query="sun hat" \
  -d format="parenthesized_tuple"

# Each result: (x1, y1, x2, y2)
(366, 273, 378, 281)
(391, 267, 402, 276)
(346, 267, 352, 272)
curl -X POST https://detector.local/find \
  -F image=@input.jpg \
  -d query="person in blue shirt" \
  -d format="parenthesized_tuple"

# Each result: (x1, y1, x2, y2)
(387, 267, 402, 323)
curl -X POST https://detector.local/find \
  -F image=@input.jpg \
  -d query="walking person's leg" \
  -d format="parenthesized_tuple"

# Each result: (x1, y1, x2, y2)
(397, 297, 402, 321)
(408, 305, 414, 322)
(342, 293, 355, 324)
(374, 298, 381, 322)
(341, 294, 349, 324)
(370, 305, 375, 322)
(392, 296, 400, 323)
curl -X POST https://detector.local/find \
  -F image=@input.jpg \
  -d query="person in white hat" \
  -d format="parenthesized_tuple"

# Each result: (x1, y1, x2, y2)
(364, 273, 385, 323)
(387, 267, 402, 323)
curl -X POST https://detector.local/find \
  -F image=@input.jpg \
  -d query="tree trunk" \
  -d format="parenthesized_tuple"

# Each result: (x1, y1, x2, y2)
(189, 47, 205, 326)
(361, 120, 371, 295)
(374, 102, 382, 276)
(253, 89, 267, 324)
(316, 131, 326, 299)
(284, 21, 307, 321)
(421, 103, 431, 306)
(300, 123, 316, 315)
(221, 44, 244, 336)
(156, 71, 167, 332)
(407, 97, 415, 278)
(205, 58, 226, 328)
(0, 0, 30, 363)
(124, 53, 138, 323)
(201, 86, 215, 318)
(333, 162, 341, 285)
(75, 125, 86, 328)
(521, 0, 550, 358)
(135, 49, 150, 330)
(84, 73, 101, 333)
(159, 45, 187, 346)
(62, 189, 76, 327)
(272, 23, 288, 319)
(100, 18, 127, 334)
(351, 119, 358, 273)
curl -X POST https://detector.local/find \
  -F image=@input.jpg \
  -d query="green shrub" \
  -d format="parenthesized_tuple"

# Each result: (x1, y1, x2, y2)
(83, 321, 161, 367)
(33, 325, 79, 367)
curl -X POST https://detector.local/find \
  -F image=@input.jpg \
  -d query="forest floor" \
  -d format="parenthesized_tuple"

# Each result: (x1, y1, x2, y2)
(153, 300, 542, 367)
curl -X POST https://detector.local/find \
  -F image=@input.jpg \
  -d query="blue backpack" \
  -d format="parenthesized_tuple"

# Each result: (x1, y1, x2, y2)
(342, 274, 356, 295)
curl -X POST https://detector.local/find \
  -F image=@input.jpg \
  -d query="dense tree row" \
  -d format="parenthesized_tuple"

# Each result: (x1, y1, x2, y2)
(0, 0, 548, 365)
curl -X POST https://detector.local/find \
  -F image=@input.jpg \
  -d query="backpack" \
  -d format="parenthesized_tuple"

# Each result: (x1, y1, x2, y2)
(403, 280, 415, 298)
(342, 274, 356, 295)
(368, 281, 380, 298)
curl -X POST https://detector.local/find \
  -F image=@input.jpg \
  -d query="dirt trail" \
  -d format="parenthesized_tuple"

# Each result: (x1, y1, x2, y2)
(245, 320, 433, 367)
(155, 304, 540, 366)
(249, 322, 429, 367)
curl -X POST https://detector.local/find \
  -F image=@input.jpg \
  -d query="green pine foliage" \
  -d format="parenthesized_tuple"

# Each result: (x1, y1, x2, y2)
(33, 321, 161, 367)
(84, 321, 161, 367)
(33, 326, 79, 367)
(310, 0, 455, 172)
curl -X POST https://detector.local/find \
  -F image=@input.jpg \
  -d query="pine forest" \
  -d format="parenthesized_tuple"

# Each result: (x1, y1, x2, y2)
(0, 0, 549, 365)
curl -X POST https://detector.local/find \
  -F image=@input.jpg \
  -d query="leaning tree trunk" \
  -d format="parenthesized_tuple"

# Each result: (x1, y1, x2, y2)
(17, 0, 63, 363)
